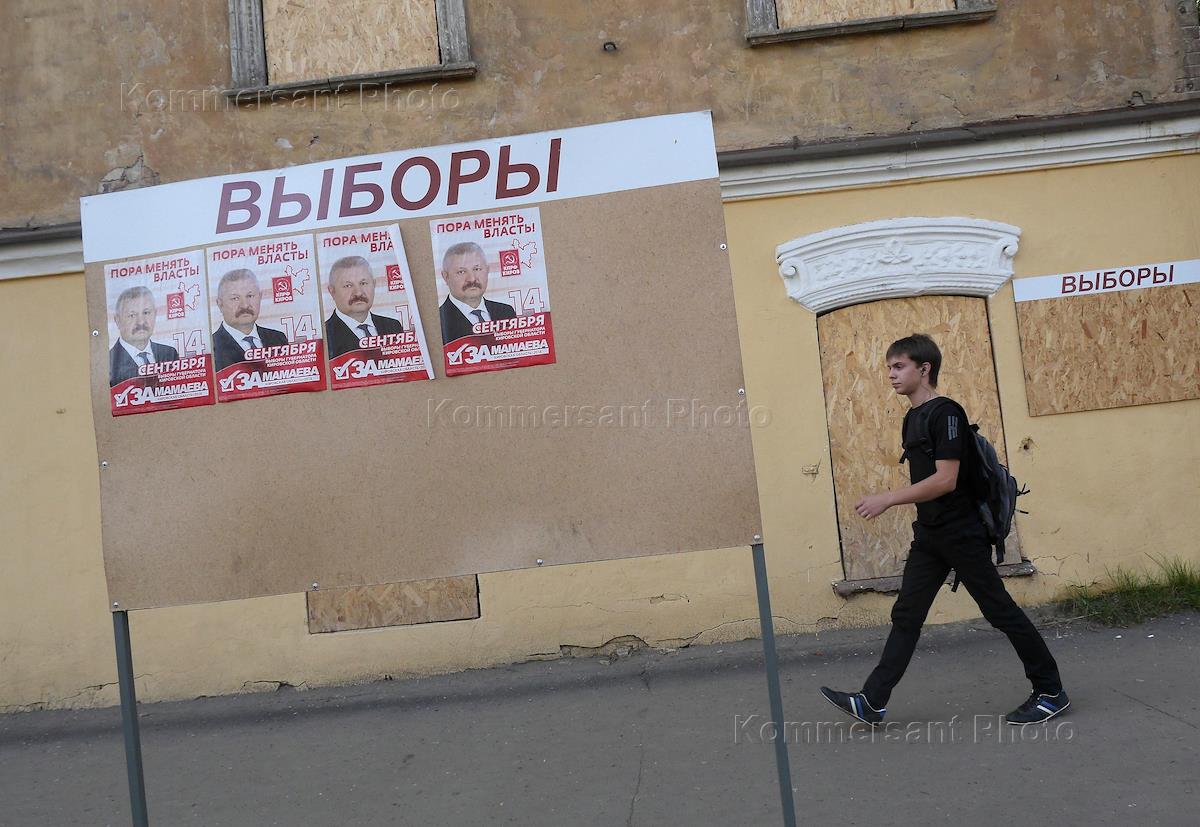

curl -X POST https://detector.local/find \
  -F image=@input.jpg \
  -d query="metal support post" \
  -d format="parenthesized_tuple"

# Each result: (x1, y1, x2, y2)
(113, 610, 149, 826)
(751, 543, 797, 827)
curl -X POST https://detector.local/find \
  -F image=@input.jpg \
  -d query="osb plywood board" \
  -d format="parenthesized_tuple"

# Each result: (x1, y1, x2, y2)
(1015, 284, 1200, 416)
(776, 0, 955, 28)
(818, 295, 1016, 581)
(86, 180, 762, 610)
(307, 575, 479, 633)
(263, 0, 440, 84)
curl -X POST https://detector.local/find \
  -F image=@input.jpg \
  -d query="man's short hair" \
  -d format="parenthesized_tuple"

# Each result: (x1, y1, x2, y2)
(887, 333, 943, 387)
(115, 285, 154, 315)
(218, 268, 258, 293)
(440, 241, 486, 273)
(328, 255, 371, 287)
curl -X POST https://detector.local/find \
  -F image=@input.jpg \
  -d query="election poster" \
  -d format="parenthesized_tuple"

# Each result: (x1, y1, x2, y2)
(430, 206, 556, 376)
(205, 234, 327, 402)
(82, 112, 764, 612)
(315, 224, 434, 390)
(104, 250, 216, 416)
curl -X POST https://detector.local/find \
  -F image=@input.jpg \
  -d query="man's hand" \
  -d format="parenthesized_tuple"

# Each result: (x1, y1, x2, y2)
(855, 493, 893, 520)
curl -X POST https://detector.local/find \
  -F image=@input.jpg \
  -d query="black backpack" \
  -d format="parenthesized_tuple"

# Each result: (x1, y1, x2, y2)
(901, 398, 1028, 587)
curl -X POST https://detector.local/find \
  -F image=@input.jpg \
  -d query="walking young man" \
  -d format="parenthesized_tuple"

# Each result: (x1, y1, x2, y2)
(820, 334, 1070, 726)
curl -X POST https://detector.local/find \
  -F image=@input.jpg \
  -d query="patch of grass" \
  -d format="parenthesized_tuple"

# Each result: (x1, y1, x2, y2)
(1057, 557, 1200, 626)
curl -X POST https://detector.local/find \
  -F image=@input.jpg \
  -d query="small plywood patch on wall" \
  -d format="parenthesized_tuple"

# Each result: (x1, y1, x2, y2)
(262, 0, 440, 85)
(1015, 283, 1200, 416)
(776, 0, 954, 29)
(307, 575, 480, 633)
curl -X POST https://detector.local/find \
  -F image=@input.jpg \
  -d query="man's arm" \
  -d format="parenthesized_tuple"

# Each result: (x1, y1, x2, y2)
(854, 459, 959, 519)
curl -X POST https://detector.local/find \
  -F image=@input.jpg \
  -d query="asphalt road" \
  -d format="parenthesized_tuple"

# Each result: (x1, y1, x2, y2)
(3, 611, 1197, 826)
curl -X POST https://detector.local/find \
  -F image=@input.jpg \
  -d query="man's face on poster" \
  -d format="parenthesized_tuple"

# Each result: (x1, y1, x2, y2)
(328, 264, 376, 320)
(115, 294, 156, 350)
(442, 250, 489, 306)
(217, 276, 262, 330)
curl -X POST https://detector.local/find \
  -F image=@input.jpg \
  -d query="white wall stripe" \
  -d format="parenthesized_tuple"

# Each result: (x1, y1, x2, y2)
(7, 114, 1200, 281)
(1013, 258, 1200, 302)
(720, 115, 1200, 200)
(0, 237, 84, 282)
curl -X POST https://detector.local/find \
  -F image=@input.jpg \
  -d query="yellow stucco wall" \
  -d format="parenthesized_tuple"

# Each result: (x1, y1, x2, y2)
(726, 150, 1200, 606)
(3, 152, 1198, 710)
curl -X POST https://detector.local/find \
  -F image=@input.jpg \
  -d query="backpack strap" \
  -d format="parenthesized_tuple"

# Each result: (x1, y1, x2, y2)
(899, 408, 912, 464)
(900, 397, 961, 463)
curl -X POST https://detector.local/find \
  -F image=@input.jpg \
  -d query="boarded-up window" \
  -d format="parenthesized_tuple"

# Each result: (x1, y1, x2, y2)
(775, 0, 955, 29)
(1015, 281, 1200, 416)
(262, 0, 440, 85)
(817, 295, 1018, 582)
(307, 575, 480, 633)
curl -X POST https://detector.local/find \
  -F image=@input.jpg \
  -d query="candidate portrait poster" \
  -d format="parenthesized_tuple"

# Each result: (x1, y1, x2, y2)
(430, 206, 556, 377)
(104, 250, 216, 416)
(205, 234, 327, 402)
(315, 224, 434, 390)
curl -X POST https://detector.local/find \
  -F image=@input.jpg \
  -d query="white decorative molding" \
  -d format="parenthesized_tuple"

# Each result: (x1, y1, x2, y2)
(0, 236, 84, 281)
(776, 217, 1020, 314)
(722, 115, 1200, 200)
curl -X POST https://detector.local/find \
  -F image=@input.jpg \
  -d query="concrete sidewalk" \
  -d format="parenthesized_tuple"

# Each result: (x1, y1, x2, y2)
(3, 611, 1198, 826)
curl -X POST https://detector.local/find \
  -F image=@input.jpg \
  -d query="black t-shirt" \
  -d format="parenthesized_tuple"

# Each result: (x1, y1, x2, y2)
(902, 397, 975, 527)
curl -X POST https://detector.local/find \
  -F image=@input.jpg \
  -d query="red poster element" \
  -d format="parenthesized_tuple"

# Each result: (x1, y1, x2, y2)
(444, 313, 556, 376)
(110, 355, 217, 416)
(329, 331, 430, 390)
(498, 248, 521, 276)
(215, 339, 327, 401)
(386, 263, 405, 292)
(272, 275, 294, 303)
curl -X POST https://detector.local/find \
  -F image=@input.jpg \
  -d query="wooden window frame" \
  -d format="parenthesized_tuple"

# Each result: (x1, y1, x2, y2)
(226, 0, 475, 100)
(745, 0, 997, 46)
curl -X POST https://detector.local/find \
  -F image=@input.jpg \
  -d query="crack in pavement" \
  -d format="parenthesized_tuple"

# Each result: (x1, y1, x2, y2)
(626, 743, 645, 827)
(1110, 686, 1200, 730)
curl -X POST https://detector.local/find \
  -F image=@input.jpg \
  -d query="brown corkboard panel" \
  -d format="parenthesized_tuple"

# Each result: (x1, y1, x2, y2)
(86, 179, 761, 610)
(262, 0, 440, 85)
(817, 295, 1017, 581)
(775, 0, 953, 29)
(307, 575, 479, 633)
(1015, 283, 1200, 417)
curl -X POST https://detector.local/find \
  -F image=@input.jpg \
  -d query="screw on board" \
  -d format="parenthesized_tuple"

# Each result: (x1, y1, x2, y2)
(720, 243, 728, 250)
(311, 582, 319, 590)
(753, 534, 763, 542)
(101, 461, 109, 469)
(602, 41, 618, 52)
(113, 602, 120, 609)
(92, 330, 100, 337)
(738, 388, 745, 396)
(536, 559, 545, 566)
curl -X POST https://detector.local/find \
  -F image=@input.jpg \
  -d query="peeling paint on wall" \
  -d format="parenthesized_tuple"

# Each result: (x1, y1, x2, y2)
(3, 0, 1195, 232)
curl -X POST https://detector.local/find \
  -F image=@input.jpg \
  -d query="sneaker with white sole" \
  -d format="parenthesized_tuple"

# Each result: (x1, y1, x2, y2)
(819, 686, 886, 725)
(1005, 689, 1071, 725)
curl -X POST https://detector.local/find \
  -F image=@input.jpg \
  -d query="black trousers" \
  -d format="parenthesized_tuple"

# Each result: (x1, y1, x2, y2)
(861, 515, 1063, 708)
